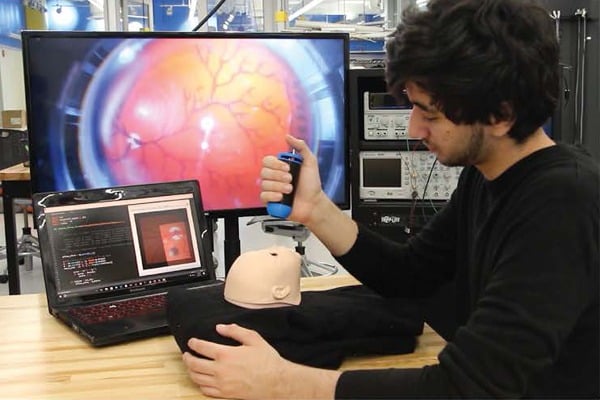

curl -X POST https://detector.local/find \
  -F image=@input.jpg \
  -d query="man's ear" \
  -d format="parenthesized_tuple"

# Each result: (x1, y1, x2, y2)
(489, 102, 516, 138)
(489, 119, 514, 138)
(272, 285, 291, 300)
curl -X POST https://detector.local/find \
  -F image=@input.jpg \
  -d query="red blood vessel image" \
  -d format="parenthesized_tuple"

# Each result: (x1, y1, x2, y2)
(81, 38, 311, 211)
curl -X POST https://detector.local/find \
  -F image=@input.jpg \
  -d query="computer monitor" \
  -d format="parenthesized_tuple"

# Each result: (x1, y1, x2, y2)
(21, 31, 350, 219)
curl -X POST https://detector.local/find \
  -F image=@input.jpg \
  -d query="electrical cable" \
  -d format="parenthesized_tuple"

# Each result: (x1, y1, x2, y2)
(578, 9, 587, 145)
(401, 142, 416, 236)
(550, 10, 560, 42)
(404, 140, 426, 235)
(574, 10, 581, 140)
(406, 190, 418, 236)
(421, 158, 438, 223)
(192, 0, 228, 32)
(561, 63, 571, 108)
(403, 137, 411, 152)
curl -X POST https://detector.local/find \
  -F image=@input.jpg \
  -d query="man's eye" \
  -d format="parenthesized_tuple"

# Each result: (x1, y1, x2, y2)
(423, 115, 438, 122)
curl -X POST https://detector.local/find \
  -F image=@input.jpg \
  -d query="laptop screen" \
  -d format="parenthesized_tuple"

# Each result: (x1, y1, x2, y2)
(34, 181, 214, 303)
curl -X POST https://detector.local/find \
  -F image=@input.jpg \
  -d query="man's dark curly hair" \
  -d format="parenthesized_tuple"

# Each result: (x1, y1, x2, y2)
(385, 0, 560, 143)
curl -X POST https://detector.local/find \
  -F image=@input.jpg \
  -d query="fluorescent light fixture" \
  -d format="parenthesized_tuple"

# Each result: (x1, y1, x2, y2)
(288, 0, 328, 22)
(416, 0, 429, 9)
(88, 0, 104, 10)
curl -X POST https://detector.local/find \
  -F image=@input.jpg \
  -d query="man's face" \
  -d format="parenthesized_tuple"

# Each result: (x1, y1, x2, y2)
(404, 81, 488, 167)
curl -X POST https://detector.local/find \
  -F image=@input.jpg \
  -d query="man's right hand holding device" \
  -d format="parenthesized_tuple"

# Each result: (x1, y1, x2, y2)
(259, 135, 358, 257)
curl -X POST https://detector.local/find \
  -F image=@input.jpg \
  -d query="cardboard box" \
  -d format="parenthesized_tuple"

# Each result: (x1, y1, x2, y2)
(1, 109, 27, 129)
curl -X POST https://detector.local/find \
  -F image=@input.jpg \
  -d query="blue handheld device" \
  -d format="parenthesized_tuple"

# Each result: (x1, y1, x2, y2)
(267, 151, 303, 219)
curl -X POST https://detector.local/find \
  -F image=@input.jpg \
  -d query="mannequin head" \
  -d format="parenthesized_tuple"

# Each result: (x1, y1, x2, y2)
(224, 246, 302, 309)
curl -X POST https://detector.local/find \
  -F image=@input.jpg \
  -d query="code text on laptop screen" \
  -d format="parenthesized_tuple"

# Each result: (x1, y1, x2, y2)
(42, 194, 207, 298)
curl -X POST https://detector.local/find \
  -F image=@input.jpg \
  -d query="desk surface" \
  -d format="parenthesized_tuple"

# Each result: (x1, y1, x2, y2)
(0, 162, 30, 181)
(0, 275, 445, 400)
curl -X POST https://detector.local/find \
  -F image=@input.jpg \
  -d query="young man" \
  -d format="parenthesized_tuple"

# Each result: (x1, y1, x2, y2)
(182, 0, 599, 398)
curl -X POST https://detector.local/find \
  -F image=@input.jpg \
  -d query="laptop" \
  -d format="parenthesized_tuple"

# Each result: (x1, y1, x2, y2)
(32, 180, 223, 346)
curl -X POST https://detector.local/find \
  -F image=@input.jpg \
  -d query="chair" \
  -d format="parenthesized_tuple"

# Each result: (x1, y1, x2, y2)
(0, 245, 6, 284)
(13, 198, 40, 272)
(247, 216, 338, 277)
(1, 128, 34, 283)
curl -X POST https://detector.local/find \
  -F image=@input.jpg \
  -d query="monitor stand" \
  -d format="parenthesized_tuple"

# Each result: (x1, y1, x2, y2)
(223, 216, 240, 275)
(206, 216, 241, 276)
(247, 216, 338, 277)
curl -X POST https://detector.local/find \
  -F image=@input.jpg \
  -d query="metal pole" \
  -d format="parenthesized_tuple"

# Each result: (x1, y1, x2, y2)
(104, 0, 122, 31)
(263, 0, 276, 31)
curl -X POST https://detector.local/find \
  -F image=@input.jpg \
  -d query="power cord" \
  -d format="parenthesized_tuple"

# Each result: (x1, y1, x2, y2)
(422, 157, 438, 216)
(405, 145, 441, 235)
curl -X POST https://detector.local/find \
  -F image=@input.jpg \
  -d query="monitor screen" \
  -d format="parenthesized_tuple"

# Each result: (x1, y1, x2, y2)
(22, 31, 349, 217)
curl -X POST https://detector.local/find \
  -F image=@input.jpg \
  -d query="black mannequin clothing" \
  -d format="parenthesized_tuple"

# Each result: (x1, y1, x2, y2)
(167, 284, 424, 369)
(335, 144, 599, 398)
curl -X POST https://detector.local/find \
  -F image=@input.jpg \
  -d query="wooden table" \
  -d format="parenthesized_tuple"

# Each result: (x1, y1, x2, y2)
(0, 162, 29, 181)
(0, 275, 445, 400)
(0, 163, 32, 295)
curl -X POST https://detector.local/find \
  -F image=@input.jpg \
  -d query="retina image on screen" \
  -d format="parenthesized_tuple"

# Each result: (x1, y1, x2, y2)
(22, 31, 350, 217)
(133, 208, 196, 271)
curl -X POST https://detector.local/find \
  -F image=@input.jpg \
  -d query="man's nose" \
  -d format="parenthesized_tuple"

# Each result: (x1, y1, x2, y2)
(407, 108, 427, 140)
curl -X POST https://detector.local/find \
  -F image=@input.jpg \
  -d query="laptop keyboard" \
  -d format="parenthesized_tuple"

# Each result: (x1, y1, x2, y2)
(69, 293, 167, 325)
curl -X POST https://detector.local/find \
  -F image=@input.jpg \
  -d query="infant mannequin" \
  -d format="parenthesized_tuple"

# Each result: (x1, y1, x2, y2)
(224, 246, 302, 309)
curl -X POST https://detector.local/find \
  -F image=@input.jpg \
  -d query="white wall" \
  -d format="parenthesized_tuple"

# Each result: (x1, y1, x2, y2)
(0, 46, 26, 111)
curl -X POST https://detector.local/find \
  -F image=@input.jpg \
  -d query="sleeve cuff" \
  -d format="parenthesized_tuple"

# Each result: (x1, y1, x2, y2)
(335, 368, 423, 399)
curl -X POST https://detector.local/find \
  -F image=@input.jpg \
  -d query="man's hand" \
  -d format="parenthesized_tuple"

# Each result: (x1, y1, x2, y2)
(260, 135, 358, 256)
(260, 135, 326, 226)
(182, 323, 340, 399)
(182, 323, 287, 399)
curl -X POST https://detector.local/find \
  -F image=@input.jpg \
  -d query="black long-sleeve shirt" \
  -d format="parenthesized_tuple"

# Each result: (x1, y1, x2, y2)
(335, 144, 599, 398)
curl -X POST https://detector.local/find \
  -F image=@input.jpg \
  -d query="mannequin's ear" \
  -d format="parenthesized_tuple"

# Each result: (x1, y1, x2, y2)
(272, 285, 291, 300)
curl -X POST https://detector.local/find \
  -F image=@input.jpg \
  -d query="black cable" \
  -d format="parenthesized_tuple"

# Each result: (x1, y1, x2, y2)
(574, 13, 581, 141)
(405, 193, 418, 237)
(577, 10, 587, 145)
(404, 140, 424, 236)
(422, 158, 437, 200)
(420, 158, 437, 223)
(192, 0, 228, 32)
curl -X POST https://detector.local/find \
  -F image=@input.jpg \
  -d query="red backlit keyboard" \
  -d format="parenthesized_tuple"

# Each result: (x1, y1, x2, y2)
(69, 293, 167, 325)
